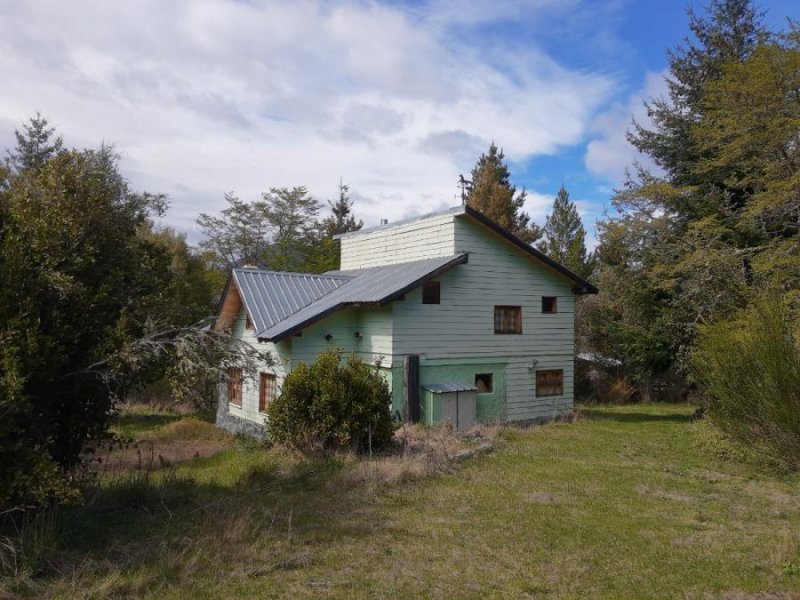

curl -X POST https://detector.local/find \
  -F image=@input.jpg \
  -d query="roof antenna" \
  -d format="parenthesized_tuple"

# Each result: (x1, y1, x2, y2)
(458, 174, 471, 205)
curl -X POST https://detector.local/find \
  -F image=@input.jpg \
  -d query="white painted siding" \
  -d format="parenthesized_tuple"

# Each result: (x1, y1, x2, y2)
(225, 308, 290, 424)
(391, 216, 576, 421)
(339, 213, 456, 269)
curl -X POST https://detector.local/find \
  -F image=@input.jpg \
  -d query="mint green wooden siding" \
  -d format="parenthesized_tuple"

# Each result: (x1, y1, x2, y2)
(419, 361, 506, 423)
(390, 216, 575, 421)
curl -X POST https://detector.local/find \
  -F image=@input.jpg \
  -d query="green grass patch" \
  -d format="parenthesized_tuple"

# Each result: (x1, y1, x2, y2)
(4, 403, 800, 599)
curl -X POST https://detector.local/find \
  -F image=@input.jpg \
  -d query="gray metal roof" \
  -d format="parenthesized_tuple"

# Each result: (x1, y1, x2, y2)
(233, 268, 351, 333)
(422, 382, 478, 393)
(257, 254, 468, 341)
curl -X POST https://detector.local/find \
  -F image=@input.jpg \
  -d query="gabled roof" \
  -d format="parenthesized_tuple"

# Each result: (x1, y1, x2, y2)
(336, 204, 598, 295)
(258, 253, 468, 341)
(232, 269, 351, 332)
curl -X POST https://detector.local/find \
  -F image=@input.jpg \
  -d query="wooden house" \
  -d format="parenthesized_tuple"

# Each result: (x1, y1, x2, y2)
(213, 205, 597, 437)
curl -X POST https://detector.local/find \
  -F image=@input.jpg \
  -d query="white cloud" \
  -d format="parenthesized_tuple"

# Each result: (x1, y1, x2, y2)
(583, 70, 669, 184)
(0, 0, 618, 235)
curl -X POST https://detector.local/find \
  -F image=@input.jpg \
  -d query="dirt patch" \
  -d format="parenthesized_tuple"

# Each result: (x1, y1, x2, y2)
(94, 418, 234, 473)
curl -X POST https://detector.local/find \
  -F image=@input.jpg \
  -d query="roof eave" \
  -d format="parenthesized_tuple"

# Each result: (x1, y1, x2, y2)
(461, 205, 598, 295)
(259, 253, 470, 342)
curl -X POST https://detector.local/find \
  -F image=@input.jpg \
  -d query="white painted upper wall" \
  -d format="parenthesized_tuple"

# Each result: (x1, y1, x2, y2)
(339, 211, 457, 269)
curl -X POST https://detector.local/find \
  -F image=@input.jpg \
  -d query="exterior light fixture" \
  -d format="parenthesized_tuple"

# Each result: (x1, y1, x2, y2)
(325, 334, 333, 341)
(527, 358, 539, 370)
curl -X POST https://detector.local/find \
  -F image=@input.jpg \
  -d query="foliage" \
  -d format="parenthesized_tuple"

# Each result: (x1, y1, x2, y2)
(693, 291, 800, 469)
(267, 350, 393, 453)
(0, 117, 227, 510)
(197, 182, 363, 274)
(588, 1, 798, 396)
(537, 186, 594, 278)
(464, 142, 542, 243)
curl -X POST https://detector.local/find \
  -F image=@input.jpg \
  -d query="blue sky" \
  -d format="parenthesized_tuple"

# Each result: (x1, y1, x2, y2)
(0, 0, 798, 246)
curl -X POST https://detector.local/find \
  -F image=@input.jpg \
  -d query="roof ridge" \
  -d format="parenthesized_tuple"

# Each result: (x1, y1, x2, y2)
(233, 268, 353, 280)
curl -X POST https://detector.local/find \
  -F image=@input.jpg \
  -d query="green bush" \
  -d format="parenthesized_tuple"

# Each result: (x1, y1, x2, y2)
(693, 291, 800, 469)
(266, 350, 393, 453)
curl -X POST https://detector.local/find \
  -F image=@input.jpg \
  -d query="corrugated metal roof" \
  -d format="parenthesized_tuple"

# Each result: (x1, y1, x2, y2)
(233, 269, 351, 332)
(422, 382, 478, 393)
(257, 254, 468, 341)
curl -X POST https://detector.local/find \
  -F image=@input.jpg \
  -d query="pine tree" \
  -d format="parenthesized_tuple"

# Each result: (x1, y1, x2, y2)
(465, 143, 542, 243)
(323, 180, 363, 237)
(6, 112, 64, 172)
(538, 186, 593, 278)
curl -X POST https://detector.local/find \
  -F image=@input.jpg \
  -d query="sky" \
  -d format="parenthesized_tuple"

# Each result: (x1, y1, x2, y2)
(1, 0, 798, 247)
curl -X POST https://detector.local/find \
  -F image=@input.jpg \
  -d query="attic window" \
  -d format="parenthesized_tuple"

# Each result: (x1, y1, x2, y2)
(536, 369, 563, 397)
(422, 281, 440, 304)
(542, 297, 558, 314)
(494, 306, 522, 334)
(228, 368, 243, 406)
(475, 373, 493, 393)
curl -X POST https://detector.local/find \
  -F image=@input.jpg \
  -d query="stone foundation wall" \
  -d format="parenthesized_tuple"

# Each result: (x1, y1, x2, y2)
(215, 385, 266, 440)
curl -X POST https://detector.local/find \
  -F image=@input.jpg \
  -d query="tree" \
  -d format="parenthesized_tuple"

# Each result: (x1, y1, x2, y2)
(537, 186, 594, 278)
(263, 186, 323, 272)
(197, 192, 273, 271)
(0, 118, 252, 508)
(586, 0, 778, 395)
(311, 180, 364, 272)
(6, 112, 63, 173)
(464, 143, 542, 243)
(323, 180, 363, 237)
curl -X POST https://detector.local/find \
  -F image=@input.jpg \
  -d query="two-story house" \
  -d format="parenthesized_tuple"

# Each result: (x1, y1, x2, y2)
(213, 205, 597, 437)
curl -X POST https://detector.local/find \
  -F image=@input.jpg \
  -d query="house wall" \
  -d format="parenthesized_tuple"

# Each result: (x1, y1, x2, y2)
(390, 216, 575, 422)
(217, 306, 290, 437)
(339, 212, 456, 269)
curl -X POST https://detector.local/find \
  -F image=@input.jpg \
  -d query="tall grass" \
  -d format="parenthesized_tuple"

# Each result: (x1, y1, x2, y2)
(693, 291, 800, 469)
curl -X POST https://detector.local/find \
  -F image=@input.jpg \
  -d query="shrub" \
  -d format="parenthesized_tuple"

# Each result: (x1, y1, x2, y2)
(693, 291, 800, 469)
(267, 350, 393, 453)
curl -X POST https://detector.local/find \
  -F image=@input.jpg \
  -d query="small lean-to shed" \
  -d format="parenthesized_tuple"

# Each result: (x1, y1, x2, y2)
(421, 382, 477, 430)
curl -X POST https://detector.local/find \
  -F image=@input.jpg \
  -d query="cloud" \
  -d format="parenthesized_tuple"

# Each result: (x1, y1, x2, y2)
(584, 70, 669, 184)
(0, 0, 618, 235)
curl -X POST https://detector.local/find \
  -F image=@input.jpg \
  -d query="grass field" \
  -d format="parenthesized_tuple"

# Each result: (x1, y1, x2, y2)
(5, 403, 800, 599)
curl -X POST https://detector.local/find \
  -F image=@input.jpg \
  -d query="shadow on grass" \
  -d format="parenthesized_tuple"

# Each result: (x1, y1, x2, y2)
(13, 446, 386, 595)
(580, 407, 694, 424)
(114, 413, 183, 435)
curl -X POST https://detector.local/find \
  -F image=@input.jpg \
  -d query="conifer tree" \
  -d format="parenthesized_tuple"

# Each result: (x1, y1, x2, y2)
(6, 112, 63, 172)
(538, 186, 593, 278)
(465, 143, 542, 243)
(323, 180, 363, 237)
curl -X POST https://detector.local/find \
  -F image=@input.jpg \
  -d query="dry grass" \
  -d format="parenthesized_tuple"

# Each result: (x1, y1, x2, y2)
(4, 404, 800, 599)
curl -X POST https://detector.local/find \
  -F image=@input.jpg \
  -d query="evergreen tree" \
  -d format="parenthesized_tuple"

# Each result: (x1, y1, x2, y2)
(197, 193, 273, 270)
(263, 186, 323, 272)
(6, 112, 64, 172)
(538, 186, 594, 278)
(323, 180, 363, 237)
(465, 143, 542, 243)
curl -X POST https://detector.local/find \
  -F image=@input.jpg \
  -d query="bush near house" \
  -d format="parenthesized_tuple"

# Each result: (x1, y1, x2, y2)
(267, 350, 393, 453)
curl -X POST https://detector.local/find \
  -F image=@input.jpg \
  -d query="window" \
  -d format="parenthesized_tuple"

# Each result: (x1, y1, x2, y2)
(542, 296, 558, 314)
(475, 373, 493, 393)
(536, 369, 563, 397)
(228, 367, 243, 406)
(494, 306, 522, 334)
(422, 281, 440, 304)
(259, 372, 276, 413)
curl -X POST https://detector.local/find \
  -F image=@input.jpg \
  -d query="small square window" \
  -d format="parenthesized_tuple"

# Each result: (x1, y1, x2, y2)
(228, 367, 243, 406)
(542, 297, 557, 314)
(422, 281, 440, 304)
(494, 306, 522, 334)
(259, 372, 276, 413)
(475, 373, 493, 393)
(536, 369, 563, 397)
